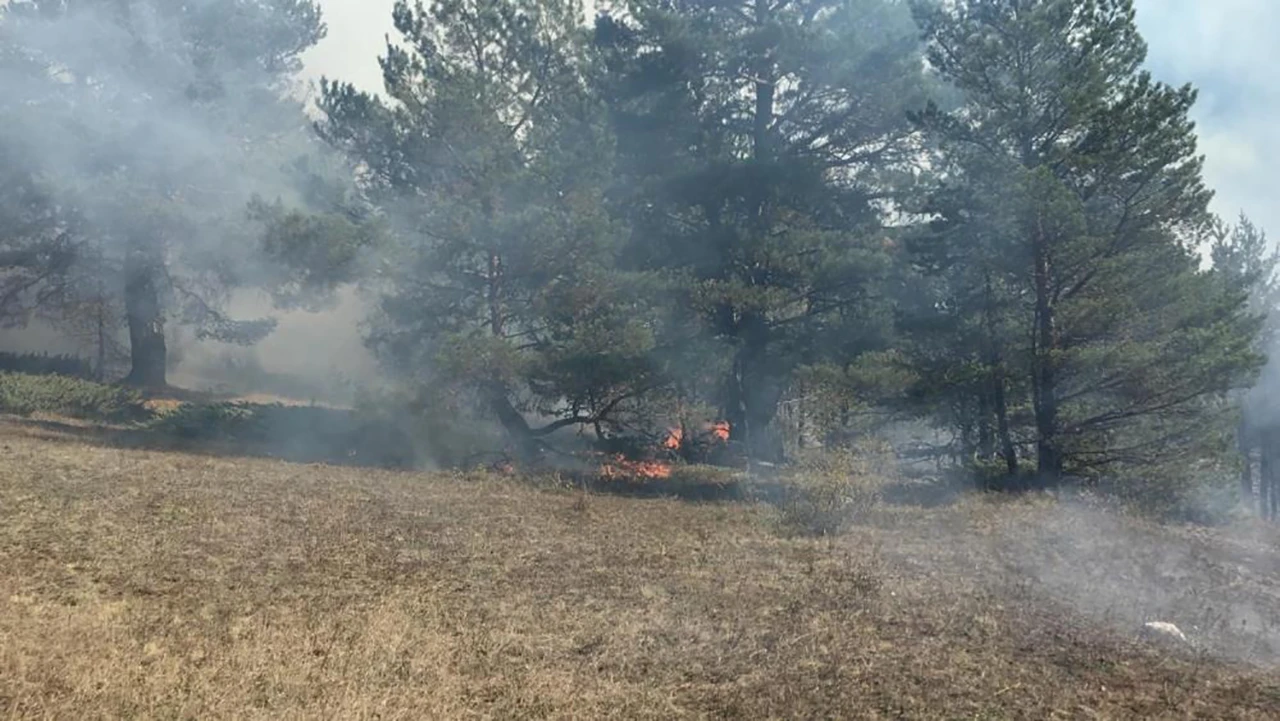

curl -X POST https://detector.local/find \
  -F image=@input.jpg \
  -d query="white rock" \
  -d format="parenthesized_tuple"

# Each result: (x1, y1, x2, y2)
(1139, 621, 1189, 645)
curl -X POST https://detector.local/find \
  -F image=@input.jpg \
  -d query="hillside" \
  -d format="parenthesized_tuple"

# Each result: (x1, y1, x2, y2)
(2, 419, 1280, 719)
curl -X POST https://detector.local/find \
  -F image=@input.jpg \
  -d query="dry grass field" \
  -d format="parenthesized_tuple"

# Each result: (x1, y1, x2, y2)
(3, 417, 1280, 719)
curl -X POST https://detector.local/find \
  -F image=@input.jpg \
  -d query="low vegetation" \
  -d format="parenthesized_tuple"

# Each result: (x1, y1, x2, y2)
(770, 444, 894, 538)
(0, 371, 148, 423)
(0, 351, 96, 379)
(0, 372, 422, 468)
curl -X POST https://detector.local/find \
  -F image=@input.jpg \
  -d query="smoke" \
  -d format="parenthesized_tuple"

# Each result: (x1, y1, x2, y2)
(171, 286, 378, 405)
(0, 0, 376, 391)
(976, 495, 1280, 665)
(1, 1, 316, 217)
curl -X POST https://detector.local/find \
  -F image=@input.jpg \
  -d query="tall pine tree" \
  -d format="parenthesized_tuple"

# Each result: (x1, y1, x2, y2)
(318, 0, 668, 460)
(909, 0, 1262, 483)
(594, 0, 930, 459)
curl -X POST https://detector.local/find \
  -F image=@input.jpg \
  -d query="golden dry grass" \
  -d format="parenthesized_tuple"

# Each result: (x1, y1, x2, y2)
(2, 420, 1280, 719)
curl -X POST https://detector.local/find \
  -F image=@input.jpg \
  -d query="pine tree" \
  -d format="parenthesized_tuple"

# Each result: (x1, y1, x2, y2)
(1211, 214, 1280, 350)
(317, 0, 667, 459)
(909, 0, 1263, 484)
(594, 0, 930, 459)
(1210, 213, 1280, 507)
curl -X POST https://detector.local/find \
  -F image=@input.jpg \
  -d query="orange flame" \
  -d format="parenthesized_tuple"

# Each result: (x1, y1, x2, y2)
(601, 454, 673, 479)
(663, 421, 728, 452)
(711, 421, 730, 442)
(663, 427, 683, 450)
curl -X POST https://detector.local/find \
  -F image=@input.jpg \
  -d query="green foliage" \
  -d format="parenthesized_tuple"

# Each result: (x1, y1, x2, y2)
(902, 0, 1263, 484)
(318, 0, 671, 454)
(245, 153, 384, 313)
(791, 351, 917, 446)
(0, 352, 95, 379)
(0, 371, 149, 422)
(592, 0, 931, 456)
(1211, 214, 1280, 354)
(147, 401, 267, 440)
(771, 443, 892, 538)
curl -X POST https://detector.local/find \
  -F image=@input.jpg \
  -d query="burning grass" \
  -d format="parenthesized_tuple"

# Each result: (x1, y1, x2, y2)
(2, 419, 1280, 718)
(600, 453, 675, 479)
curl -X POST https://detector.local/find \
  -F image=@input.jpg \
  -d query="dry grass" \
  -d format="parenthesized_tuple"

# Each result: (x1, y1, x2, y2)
(2, 420, 1280, 719)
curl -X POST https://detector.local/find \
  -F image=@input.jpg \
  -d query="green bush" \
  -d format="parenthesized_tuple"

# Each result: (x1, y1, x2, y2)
(772, 444, 891, 538)
(146, 401, 267, 440)
(0, 352, 96, 379)
(0, 372, 149, 422)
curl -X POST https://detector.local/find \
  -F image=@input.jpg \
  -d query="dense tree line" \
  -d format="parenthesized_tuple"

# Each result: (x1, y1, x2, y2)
(1, 0, 1274, 490)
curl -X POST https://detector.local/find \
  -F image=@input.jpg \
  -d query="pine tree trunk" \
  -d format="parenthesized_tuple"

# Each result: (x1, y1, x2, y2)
(1031, 240, 1062, 484)
(730, 0, 785, 464)
(983, 275, 1018, 476)
(993, 373, 1018, 477)
(724, 312, 786, 463)
(484, 380, 542, 462)
(977, 390, 994, 461)
(94, 241, 108, 382)
(1260, 441, 1276, 521)
(1238, 418, 1255, 505)
(123, 248, 166, 388)
(478, 194, 534, 458)
(95, 297, 107, 383)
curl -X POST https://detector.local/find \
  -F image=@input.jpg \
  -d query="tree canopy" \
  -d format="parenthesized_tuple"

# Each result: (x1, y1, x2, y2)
(0, 0, 1269, 499)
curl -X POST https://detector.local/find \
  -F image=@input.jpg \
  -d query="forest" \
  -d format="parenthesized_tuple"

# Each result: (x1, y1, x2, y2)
(1, 0, 1276, 505)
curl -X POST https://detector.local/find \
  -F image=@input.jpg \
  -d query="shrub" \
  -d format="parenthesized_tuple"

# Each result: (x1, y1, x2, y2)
(0, 352, 95, 379)
(146, 401, 267, 440)
(771, 442, 892, 538)
(0, 372, 149, 422)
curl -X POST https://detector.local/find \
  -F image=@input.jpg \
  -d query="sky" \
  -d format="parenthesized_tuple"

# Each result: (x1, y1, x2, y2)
(302, 0, 1279, 241)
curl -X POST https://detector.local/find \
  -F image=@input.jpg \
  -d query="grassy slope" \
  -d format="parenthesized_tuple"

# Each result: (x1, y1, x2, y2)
(2, 420, 1280, 719)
